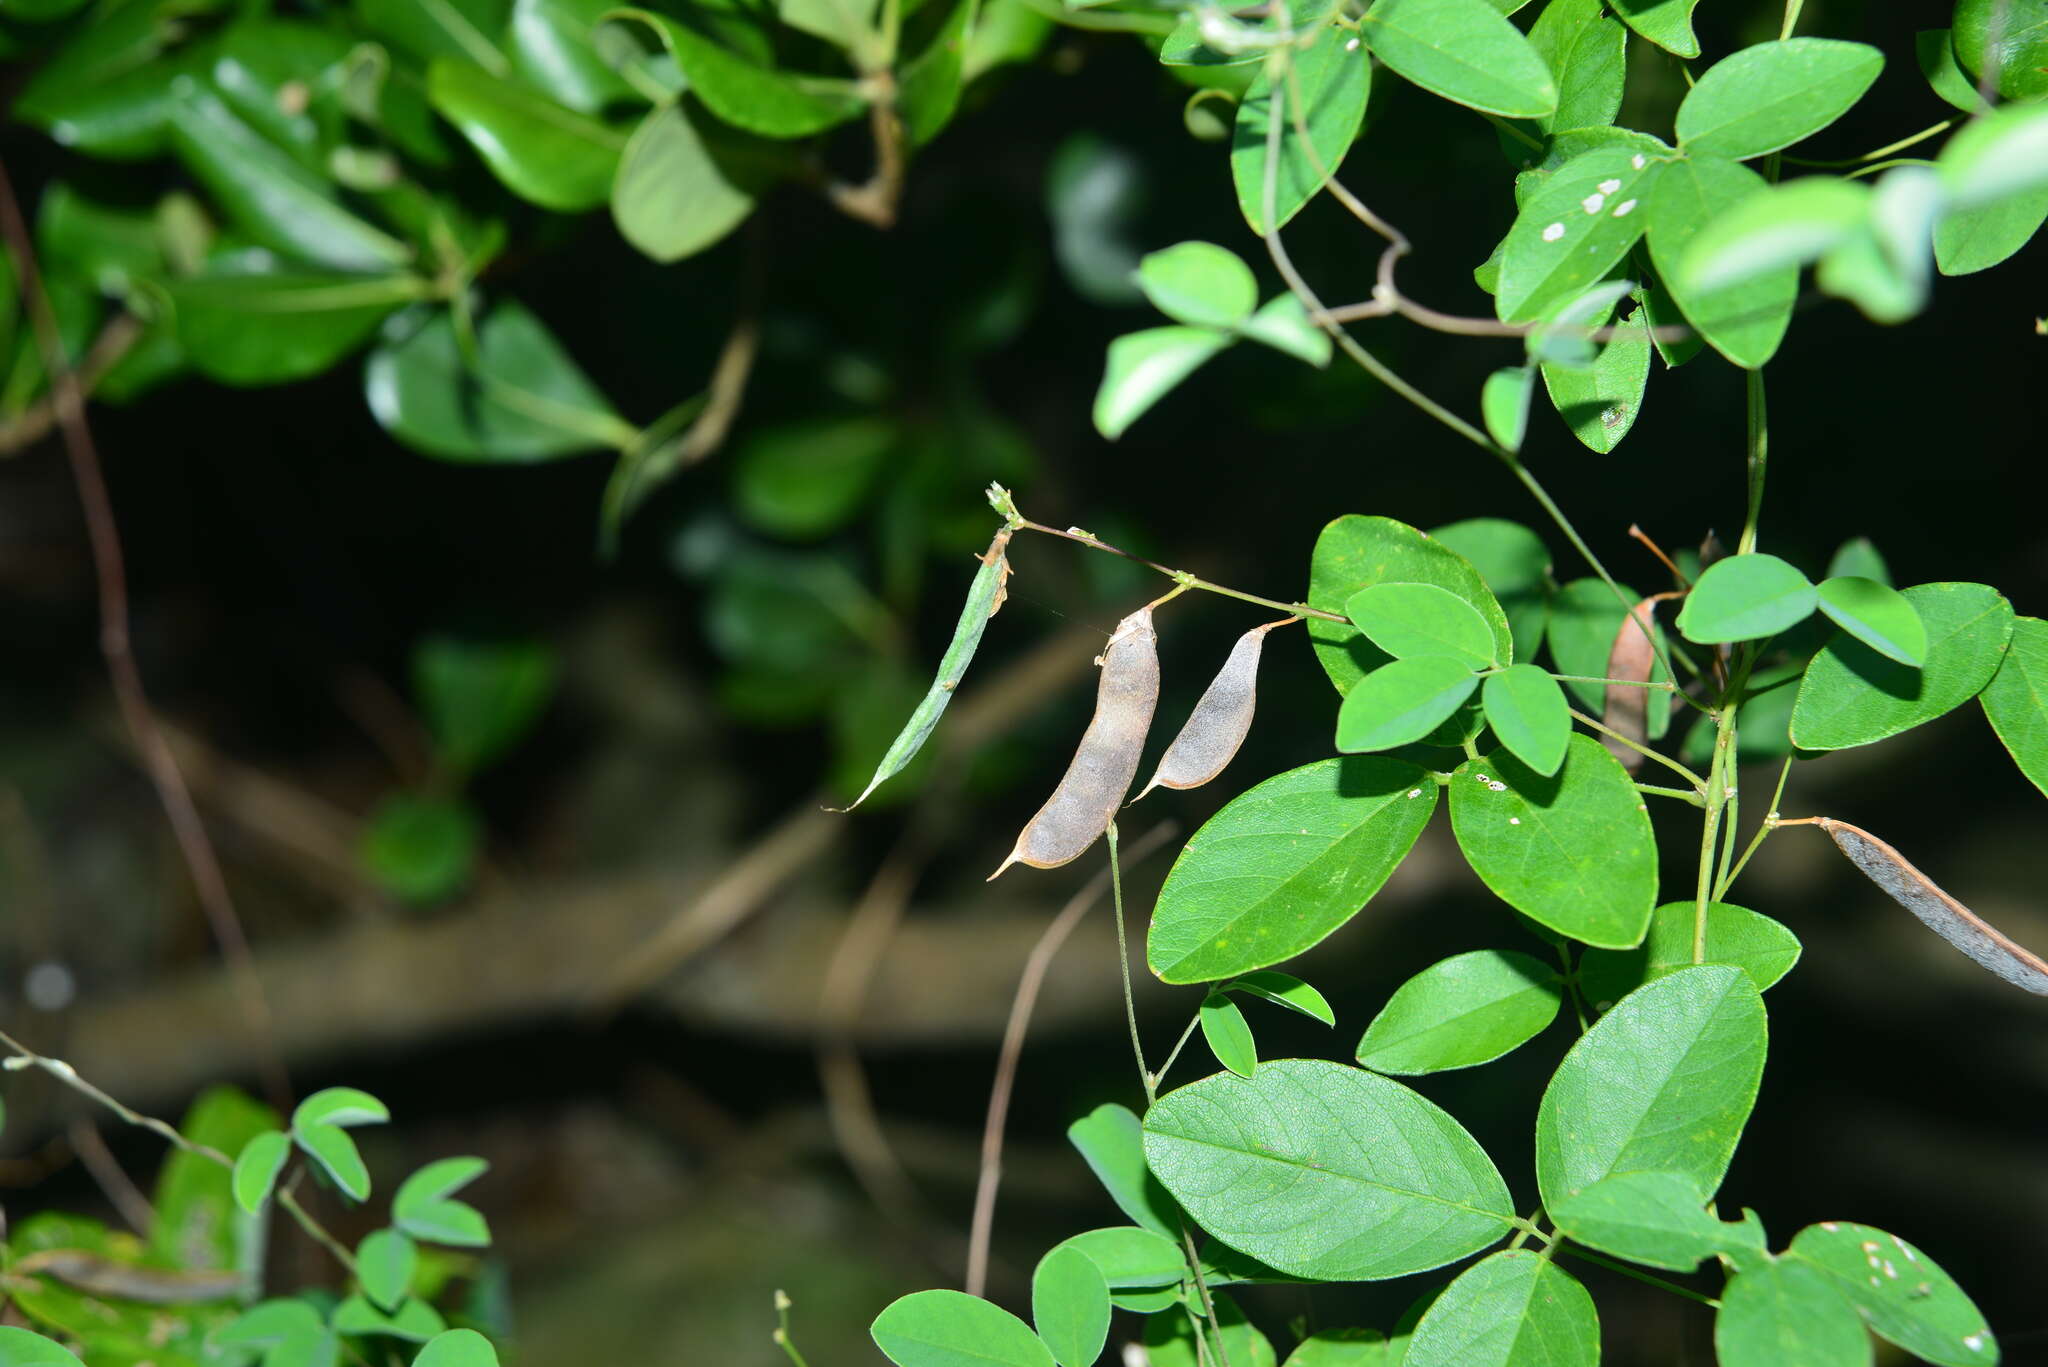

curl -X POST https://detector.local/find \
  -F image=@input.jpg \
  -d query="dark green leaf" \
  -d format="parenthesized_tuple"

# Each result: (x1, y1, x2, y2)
(1545, 577, 1670, 720)
(232, 1130, 291, 1215)
(1031, 1246, 1110, 1367)
(1449, 736, 1656, 948)
(899, 0, 974, 145)
(1137, 241, 1258, 329)
(871, 1290, 1056, 1367)
(1200, 990, 1259, 1077)
(427, 59, 624, 211)
(1094, 325, 1229, 439)
(1355, 949, 1562, 1074)
(612, 101, 773, 262)
(1144, 1059, 1514, 1280)
(35, 182, 164, 293)
(1644, 155, 1794, 369)
(1307, 515, 1514, 695)
(1550, 1170, 1764, 1272)
(1481, 665, 1571, 778)
(1785, 1222, 1998, 1366)
(1402, 1251, 1598, 1367)
(1141, 1294, 1277, 1367)
(1540, 302, 1649, 451)
(1791, 582, 2014, 751)
(1535, 965, 1767, 1206)
(13, 0, 203, 159)
(734, 416, 895, 539)
(357, 1229, 418, 1313)
(1231, 26, 1371, 231)
(601, 8, 864, 137)
(1149, 757, 1437, 983)
(1430, 518, 1551, 662)
(1610, 0, 1701, 59)
(360, 793, 480, 903)
(1982, 616, 2048, 801)
(1954, 0, 2048, 101)
(365, 300, 626, 462)
(1676, 553, 1817, 644)
(167, 271, 427, 387)
(360, 0, 510, 71)
(1814, 576, 1927, 666)
(1225, 970, 1336, 1026)
(510, 0, 636, 113)
(1525, 0, 1625, 135)
(1578, 900, 1801, 1008)
(1337, 657, 1482, 752)
(153, 1085, 275, 1271)
(1716, 1260, 1872, 1367)
(1480, 366, 1535, 453)
(1496, 146, 1660, 324)
(0, 1328, 87, 1367)
(1361, 0, 1556, 117)
(1917, 29, 1990, 113)
(1675, 39, 1884, 161)
(1066, 1104, 1180, 1237)
(414, 635, 556, 772)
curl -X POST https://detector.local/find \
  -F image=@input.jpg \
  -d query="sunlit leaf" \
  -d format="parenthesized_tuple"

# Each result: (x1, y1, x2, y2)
(1355, 949, 1561, 1074)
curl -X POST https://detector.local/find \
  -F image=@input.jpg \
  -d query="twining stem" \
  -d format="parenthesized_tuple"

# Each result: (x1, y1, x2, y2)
(1554, 1243, 1720, 1308)
(1179, 1220, 1235, 1367)
(1567, 708, 1707, 791)
(1716, 754, 1795, 899)
(1153, 1011, 1205, 1091)
(1694, 700, 1737, 962)
(1106, 823, 1155, 1106)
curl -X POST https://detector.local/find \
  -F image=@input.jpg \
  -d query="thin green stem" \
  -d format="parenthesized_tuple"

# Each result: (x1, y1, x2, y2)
(1784, 119, 1954, 168)
(1779, 0, 1805, 38)
(1740, 370, 1768, 556)
(1554, 1243, 1720, 1307)
(1006, 513, 1343, 623)
(1107, 823, 1155, 1106)
(1716, 754, 1795, 899)
(1179, 1220, 1235, 1367)
(1545, 673, 1679, 691)
(280, 1185, 359, 1275)
(1694, 707, 1735, 962)
(1567, 708, 1708, 791)
(1507, 1206, 1546, 1251)
(774, 1291, 814, 1367)
(1637, 782, 1707, 806)
(1153, 1012, 1205, 1092)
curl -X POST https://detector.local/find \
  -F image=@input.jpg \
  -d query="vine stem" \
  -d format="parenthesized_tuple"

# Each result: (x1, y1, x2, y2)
(1716, 754, 1795, 899)
(1553, 1243, 1720, 1307)
(1567, 708, 1707, 790)
(1152, 1011, 1205, 1091)
(1106, 823, 1154, 1106)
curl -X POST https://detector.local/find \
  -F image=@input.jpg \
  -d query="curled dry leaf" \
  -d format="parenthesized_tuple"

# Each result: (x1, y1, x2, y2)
(989, 608, 1160, 878)
(1602, 593, 1677, 771)
(1133, 618, 1289, 801)
(1815, 816, 2048, 995)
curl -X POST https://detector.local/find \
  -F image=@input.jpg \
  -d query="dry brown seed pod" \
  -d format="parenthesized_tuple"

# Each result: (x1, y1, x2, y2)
(988, 607, 1160, 879)
(1133, 618, 1289, 801)
(1811, 816, 2048, 995)
(1602, 592, 1677, 771)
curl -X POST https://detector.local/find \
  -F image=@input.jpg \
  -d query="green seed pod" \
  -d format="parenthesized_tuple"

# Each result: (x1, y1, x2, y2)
(1134, 619, 1282, 801)
(988, 608, 1160, 878)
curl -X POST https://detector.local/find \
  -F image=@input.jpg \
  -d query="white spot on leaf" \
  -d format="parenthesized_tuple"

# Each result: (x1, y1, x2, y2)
(1581, 192, 1606, 214)
(1597, 178, 1622, 195)
(1542, 222, 1565, 242)
(1612, 198, 1637, 217)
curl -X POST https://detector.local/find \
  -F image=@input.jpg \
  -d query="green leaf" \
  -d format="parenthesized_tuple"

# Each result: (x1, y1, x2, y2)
(1814, 576, 1927, 666)
(1540, 302, 1649, 451)
(838, 530, 1010, 809)
(898, 0, 974, 145)
(1525, 0, 1625, 136)
(360, 793, 480, 903)
(1050, 1227, 1185, 1289)
(611, 100, 771, 263)
(35, 182, 165, 293)
(427, 59, 624, 211)
(1545, 577, 1670, 717)
(294, 1087, 390, 1131)
(1066, 1105, 1180, 1237)
(1200, 991, 1259, 1077)
(1338, 657, 1483, 752)
(1716, 1260, 1872, 1367)
(1093, 325, 1229, 439)
(295, 1124, 371, 1201)
(333, 1294, 446, 1342)
(414, 635, 556, 773)
(509, 0, 635, 113)
(232, 1130, 292, 1215)
(1282, 1329, 1389, 1367)
(1578, 900, 1801, 1008)
(1481, 665, 1571, 778)
(1550, 1171, 1764, 1272)
(599, 8, 863, 137)
(1158, 0, 1337, 67)
(165, 85, 409, 272)
(154, 1085, 276, 1272)
(1239, 293, 1333, 365)
(1231, 27, 1371, 232)
(1496, 146, 1660, 324)
(1935, 185, 2048, 275)
(1143, 1059, 1514, 1280)
(1983, 616, 2048, 801)
(1535, 965, 1766, 1207)
(1675, 39, 1883, 162)
(414, 1329, 502, 1367)
(1524, 278, 1632, 369)
(365, 300, 624, 462)
(1791, 582, 2014, 751)
(1645, 155, 1794, 369)
(1938, 104, 2048, 211)
(1610, 0, 1701, 58)
(1355, 949, 1562, 1075)
(1680, 176, 1871, 294)
(1828, 537, 1890, 585)
(360, 0, 509, 71)
(1032, 1246, 1110, 1367)
(1480, 367, 1535, 453)
(357, 1229, 418, 1313)
(777, 0, 881, 54)
(1784, 1222, 1998, 1366)
(395, 1157, 493, 1247)
(1149, 757, 1437, 983)
(734, 416, 895, 539)
(0, 1328, 87, 1367)
(1918, 28, 1990, 113)
(1361, 0, 1556, 117)
(1813, 165, 1942, 325)
(1307, 515, 1515, 695)
(1137, 241, 1258, 329)
(1449, 736, 1656, 948)
(871, 1290, 1056, 1367)
(1224, 970, 1336, 1026)
(12, 0, 201, 160)
(1676, 553, 1817, 644)
(165, 271, 426, 388)
(1431, 518, 1551, 663)
(1954, 0, 2048, 101)
(1141, 1294, 1277, 1367)
(1402, 1250, 1598, 1367)
(1346, 583, 1500, 670)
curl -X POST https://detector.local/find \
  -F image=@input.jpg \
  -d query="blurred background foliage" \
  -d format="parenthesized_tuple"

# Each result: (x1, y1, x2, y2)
(1, 0, 2045, 1361)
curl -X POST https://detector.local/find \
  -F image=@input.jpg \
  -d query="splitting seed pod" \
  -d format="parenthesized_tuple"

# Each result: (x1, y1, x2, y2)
(1133, 618, 1288, 802)
(1812, 817, 2048, 995)
(988, 607, 1160, 879)
(1601, 593, 1676, 771)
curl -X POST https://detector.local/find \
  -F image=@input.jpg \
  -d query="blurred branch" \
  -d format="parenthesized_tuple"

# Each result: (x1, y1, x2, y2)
(825, 83, 906, 229)
(0, 314, 143, 458)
